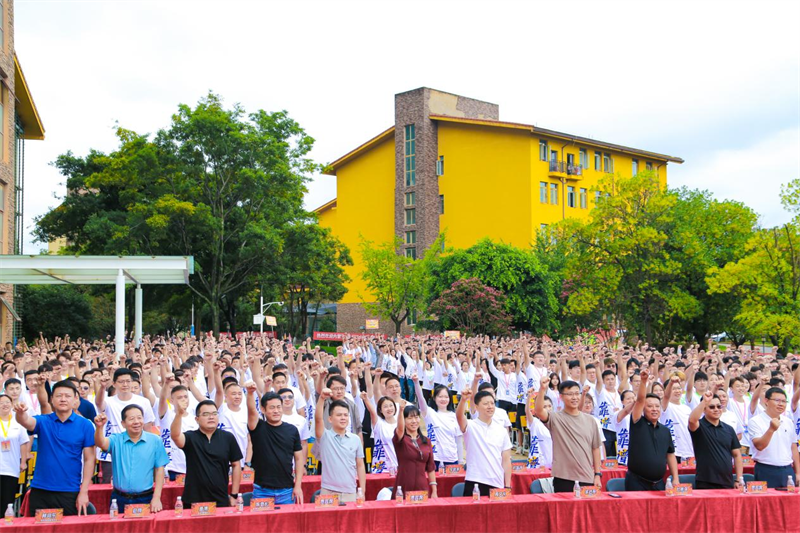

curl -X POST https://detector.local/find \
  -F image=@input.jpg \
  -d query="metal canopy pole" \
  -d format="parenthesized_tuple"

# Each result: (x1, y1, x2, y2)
(115, 269, 126, 357)
(134, 284, 143, 348)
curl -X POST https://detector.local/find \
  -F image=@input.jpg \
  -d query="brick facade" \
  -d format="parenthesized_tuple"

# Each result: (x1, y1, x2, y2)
(0, 0, 17, 346)
(336, 302, 414, 336)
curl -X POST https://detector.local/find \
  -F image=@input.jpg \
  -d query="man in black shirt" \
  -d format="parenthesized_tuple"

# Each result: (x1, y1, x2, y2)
(245, 382, 304, 505)
(689, 390, 744, 489)
(626, 370, 679, 491)
(171, 399, 243, 507)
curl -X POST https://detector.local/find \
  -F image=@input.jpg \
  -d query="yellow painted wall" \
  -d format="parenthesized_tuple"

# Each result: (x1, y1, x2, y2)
(321, 137, 395, 303)
(438, 122, 532, 249)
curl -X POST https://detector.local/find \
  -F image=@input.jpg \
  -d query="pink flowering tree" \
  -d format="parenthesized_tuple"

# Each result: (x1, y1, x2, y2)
(428, 278, 513, 336)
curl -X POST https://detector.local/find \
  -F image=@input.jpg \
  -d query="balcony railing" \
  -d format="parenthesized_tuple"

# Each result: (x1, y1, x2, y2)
(549, 160, 583, 176)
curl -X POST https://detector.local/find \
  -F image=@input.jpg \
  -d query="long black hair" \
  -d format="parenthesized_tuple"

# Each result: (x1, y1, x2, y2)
(428, 384, 455, 412)
(403, 404, 428, 444)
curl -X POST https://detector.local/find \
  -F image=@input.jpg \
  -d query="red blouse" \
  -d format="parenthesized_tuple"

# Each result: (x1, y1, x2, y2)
(392, 432, 435, 496)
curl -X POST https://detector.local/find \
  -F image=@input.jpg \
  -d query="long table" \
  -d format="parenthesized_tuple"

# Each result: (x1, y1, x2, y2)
(7, 489, 799, 533)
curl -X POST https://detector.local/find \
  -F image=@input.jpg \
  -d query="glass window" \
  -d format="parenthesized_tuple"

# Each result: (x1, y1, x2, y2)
(567, 186, 576, 208)
(405, 231, 416, 245)
(405, 192, 415, 206)
(595, 151, 601, 171)
(405, 208, 416, 225)
(646, 162, 653, 171)
(405, 248, 417, 260)
(439, 194, 444, 214)
(632, 159, 639, 176)
(580, 149, 588, 169)
(580, 188, 587, 209)
(404, 124, 416, 187)
(540, 182, 548, 204)
(595, 191, 602, 204)
(539, 140, 548, 161)
(550, 183, 559, 205)
(603, 154, 611, 173)
(436, 156, 444, 176)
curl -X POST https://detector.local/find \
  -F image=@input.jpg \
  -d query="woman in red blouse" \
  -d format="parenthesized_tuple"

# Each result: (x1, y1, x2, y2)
(392, 401, 438, 498)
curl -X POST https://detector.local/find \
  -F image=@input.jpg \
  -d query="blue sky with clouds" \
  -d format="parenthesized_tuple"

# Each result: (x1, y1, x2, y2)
(14, 0, 800, 253)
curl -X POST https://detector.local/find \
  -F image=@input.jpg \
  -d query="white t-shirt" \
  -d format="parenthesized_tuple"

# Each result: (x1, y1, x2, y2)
(720, 410, 744, 437)
(615, 414, 631, 466)
(493, 406, 512, 428)
(98, 394, 156, 462)
(661, 402, 694, 458)
(526, 417, 552, 469)
(464, 418, 512, 488)
(488, 360, 517, 404)
(219, 403, 249, 464)
(749, 412, 796, 466)
(0, 417, 30, 477)
(596, 388, 621, 432)
(728, 397, 750, 447)
(159, 407, 199, 474)
(282, 412, 311, 441)
(370, 418, 398, 473)
(424, 409, 461, 463)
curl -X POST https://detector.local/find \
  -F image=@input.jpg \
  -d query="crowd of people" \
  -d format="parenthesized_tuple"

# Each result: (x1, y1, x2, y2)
(1, 332, 798, 517)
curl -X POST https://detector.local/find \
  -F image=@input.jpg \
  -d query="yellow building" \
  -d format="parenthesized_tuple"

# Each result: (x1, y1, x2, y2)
(0, 0, 46, 346)
(315, 88, 682, 334)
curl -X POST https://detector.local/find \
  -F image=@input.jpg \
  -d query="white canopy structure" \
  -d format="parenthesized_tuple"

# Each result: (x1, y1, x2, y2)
(0, 255, 193, 355)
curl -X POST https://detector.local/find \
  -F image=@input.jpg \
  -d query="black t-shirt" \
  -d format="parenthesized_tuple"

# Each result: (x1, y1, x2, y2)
(627, 415, 675, 482)
(249, 420, 302, 489)
(181, 429, 243, 506)
(690, 417, 741, 488)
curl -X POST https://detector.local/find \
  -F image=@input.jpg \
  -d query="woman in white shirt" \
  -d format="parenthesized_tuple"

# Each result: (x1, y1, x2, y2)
(362, 394, 398, 474)
(0, 394, 29, 512)
(414, 379, 461, 468)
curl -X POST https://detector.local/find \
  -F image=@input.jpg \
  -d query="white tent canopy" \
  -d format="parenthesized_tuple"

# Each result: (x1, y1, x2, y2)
(0, 255, 193, 354)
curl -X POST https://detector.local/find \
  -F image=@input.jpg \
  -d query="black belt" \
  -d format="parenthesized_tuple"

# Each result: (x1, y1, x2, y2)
(113, 488, 154, 499)
(627, 470, 662, 485)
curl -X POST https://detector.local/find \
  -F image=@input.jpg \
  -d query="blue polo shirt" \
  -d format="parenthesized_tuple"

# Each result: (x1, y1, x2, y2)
(108, 431, 170, 493)
(31, 412, 95, 492)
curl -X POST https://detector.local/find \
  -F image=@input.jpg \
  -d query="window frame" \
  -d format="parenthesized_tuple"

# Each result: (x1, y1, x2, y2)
(550, 183, 559, 205)
(540, 181, 548, 204)
(405, 208, 416, 226)
(567, 186, 576, 208)
(404, 124, 416, 187)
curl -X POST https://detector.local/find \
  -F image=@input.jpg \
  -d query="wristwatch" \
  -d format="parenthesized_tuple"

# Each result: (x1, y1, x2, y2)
(594, 473, 602, 477)
(230, 493, 240, 498)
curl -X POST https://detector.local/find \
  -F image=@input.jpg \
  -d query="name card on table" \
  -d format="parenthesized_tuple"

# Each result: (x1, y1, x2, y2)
(315, 494, 340, 507)
(747, 481, 767, 494)
(512, 463, 526, 472)
(445, 465, 465, 475)
(175, 474, 186, 485)
(741, 455, 753, 465)
(251, 498, 275, 512)
(191, 502, 217, 516)
(34, 509, 63, 524)
(406, 491, 428, 504)
(579, 487, 600, 499)
(602, 459, 619, 469)
(242, 469, 255, 482)
(674, 483, 693, 496)
(124, 504, 151, 518)
(489, 488, 512, 501)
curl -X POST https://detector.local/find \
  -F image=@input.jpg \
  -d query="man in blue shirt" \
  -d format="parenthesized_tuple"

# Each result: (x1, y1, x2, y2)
(14, 380, 95, 516)
(95, 404, 169, 512)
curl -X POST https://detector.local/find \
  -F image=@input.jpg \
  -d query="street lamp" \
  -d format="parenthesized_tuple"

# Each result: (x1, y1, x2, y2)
(258, 295, 283, 335)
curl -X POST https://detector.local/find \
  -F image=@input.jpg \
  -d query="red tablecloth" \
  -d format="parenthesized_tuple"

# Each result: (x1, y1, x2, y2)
(8, 490, 800, 533)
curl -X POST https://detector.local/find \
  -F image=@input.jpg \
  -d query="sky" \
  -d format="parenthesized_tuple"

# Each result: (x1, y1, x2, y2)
(14, 0, 800, 254)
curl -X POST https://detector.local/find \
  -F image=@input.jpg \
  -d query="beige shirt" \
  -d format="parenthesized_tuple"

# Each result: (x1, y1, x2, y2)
(543, 410, 600, 484)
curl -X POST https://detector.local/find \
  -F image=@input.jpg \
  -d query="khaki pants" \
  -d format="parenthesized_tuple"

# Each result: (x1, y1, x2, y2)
(320, 488, 357, 502)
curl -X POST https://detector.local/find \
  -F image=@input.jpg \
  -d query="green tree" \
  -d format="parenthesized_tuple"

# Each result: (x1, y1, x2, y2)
(18, 285, 97, 340)
(358, 236, 442, 334)
(35, 94, 317, 336)
(428, 278, 512, 336)
(426, 239, 559, 335)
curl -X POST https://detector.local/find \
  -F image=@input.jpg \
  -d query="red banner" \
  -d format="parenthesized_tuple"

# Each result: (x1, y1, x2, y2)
(312, 331, 386, 341)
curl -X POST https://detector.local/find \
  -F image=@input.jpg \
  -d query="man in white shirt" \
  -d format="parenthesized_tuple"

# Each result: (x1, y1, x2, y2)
(661, 373, 694, 462)
(217, 380, 250, 466)
(158, 384, 199, 481)
(96, 368, 156, 483)
(279, 387, 311, 471)
(748, 387, 800, 488)
(457, 387, 512, 496)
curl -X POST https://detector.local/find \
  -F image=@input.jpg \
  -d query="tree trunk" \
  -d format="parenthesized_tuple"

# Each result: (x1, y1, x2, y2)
(393, 318, 402, 335)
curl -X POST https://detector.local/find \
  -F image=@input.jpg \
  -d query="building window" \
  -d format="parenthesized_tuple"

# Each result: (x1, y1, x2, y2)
(632, 159, 639, 176)
(436, 156, 444, 176)
(595, 191, 602, 204)
(539, 140, 548, 161)
(580, 188, 588, 209)
(540, 182, 548, 204)
(405, 192, 415, 206)
(603, 153, 613, 173)
(540, 223, 548, 231)
(594, 151, 601, 171)
(404, 124, 416, 187)
(405, 231, 416, 245)
(406, 309, 417, 326)
(567, 186, 576, 208)
(646, 162, 653, 171)
(405, 208, 416, 225)
(580, 149, 588, 169)
(405, 247, 417, 260)
(439, 194, 444, 214)
(550, 183, 559, 205)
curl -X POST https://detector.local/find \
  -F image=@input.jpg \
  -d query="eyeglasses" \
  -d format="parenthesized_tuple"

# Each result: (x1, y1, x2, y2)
(280, 395, 294, 401)
(706, 405, 722, 410)
(330, 387, 346, 392)
(561, 392, 581, 397)
(198, 411, 219, 417)
(769, 399, 787, 405)
(115, 380, 133, 385)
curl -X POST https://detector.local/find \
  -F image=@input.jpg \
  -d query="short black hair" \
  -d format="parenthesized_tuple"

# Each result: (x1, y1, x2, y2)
(329, 399, 350, 415)
(473, 390, 495, 406)
(195, 399, 217, 416)
(765, 387, 787, 400)
(51, 380, 78, 397)
(260, 391, 281, 408)
(601, 370, 616, 379)
(3, 378, 20, 388)
(695, 371, 709, 382)
(558, 380, 581, 394)
(478, 382, 494, 393)
(113, 368, 136, 382)
(277, 387, 293, 397)
(326, 375, 347, 388)
(170, 385, 188, 396)
(121, 404, 144, 420)
(272, 371, 287, 382)
(645, 393, 662, 402)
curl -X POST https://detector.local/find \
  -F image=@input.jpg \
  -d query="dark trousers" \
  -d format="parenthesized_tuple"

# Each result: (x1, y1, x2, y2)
(0, 475, 17, 515)
(624, 471, 665, 491)
(696, 480, 731, 490)
(27, 488, 79, 517)
(603, 429, 617, 458)
(754, 462, 795, 488)
(463, 480, 497, 497)
(98, 461, 113, 484)
(110, 489, 154, 513)
(553, 477, 594, 493)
